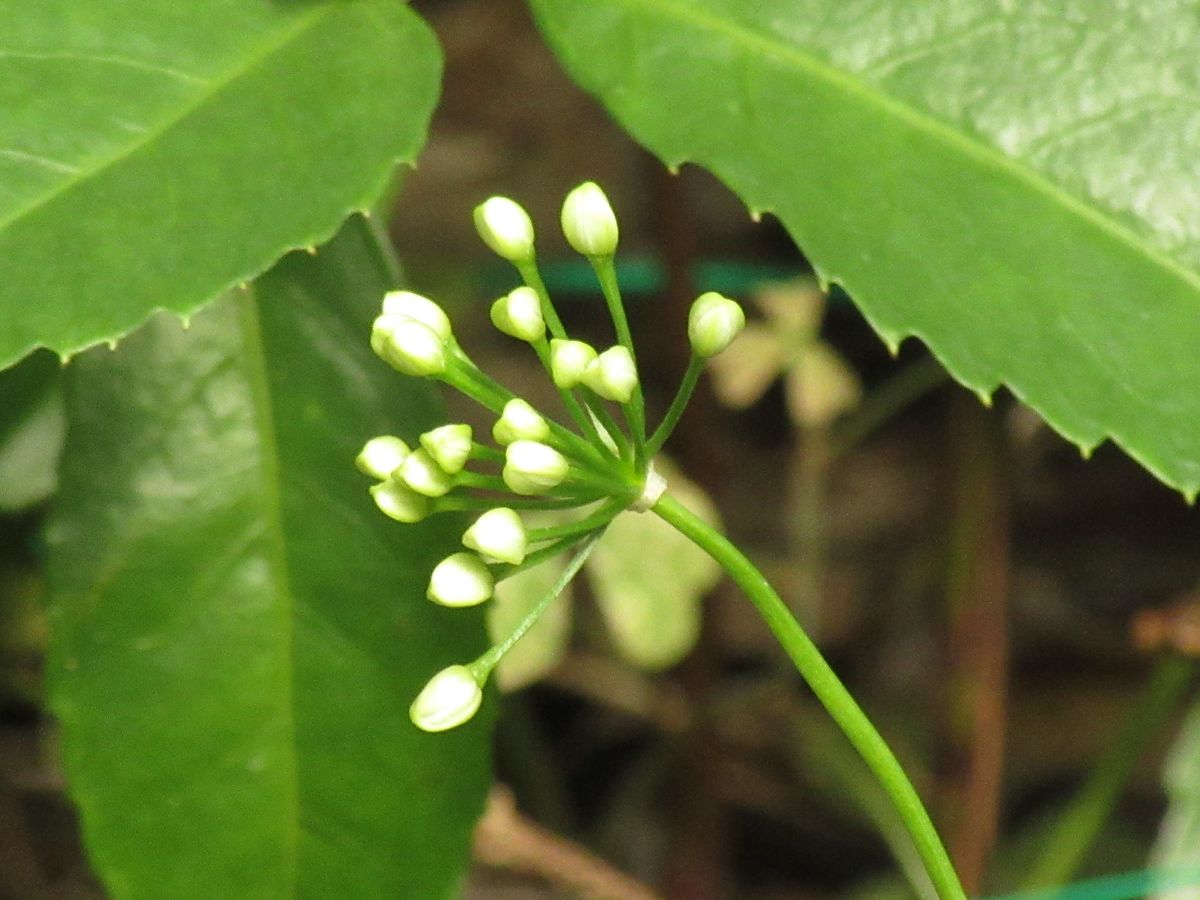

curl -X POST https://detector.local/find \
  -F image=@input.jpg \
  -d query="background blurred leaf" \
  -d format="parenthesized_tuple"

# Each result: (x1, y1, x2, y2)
(588, 461, 720, 671)
(0, 350, 63, 510)
(45, 218, 491, 899)
(0, 0, 440, 371)
(532, 0, 1200, 495)
(1152, 700, 1200, 898)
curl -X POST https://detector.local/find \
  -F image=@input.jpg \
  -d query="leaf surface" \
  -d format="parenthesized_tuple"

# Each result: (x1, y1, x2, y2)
(0, 1, 439, 371)
(46, 218, 491, 899)
(532, 0, 1200, 494)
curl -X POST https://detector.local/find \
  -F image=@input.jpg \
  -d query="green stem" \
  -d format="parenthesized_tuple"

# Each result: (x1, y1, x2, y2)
(527, 497, 626, 543)
(647, 353, 704, 456)
(582, 393, 632, 461)
(474, 530, 606, 678)
(531, 336, 607, 449)
(1022, 654, 1195, 890)
(592, 258, 647, 463)
(515, 258, 567, 340)
(434, 494, 600, 513)
(652, 493, 966, 900)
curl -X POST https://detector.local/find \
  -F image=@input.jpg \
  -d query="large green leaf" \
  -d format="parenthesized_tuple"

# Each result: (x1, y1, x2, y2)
(532, 0, 1200, 495)
(0, 1, 440, 372)
(45, 218, 491, 899)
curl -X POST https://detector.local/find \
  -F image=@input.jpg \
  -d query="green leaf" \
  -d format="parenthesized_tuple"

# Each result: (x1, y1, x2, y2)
(0, 1, 440, 372)
(532, 0, 1200, 495)
(588, 461, 720, 670)
(45, 218, 491, 899)
(0, 349, 63, 510)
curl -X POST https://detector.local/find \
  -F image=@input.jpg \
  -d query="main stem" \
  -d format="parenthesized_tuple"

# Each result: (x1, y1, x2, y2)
(652, 493, 966, 900)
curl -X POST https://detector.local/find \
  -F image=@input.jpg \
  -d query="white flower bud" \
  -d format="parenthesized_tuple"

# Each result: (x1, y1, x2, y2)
(428, 552, 495, 607)
(410, 664, 484, 732)
(371, 315, 446, 377)
(474, 196, 535, 262)
(492, 398, 550, 446)
(688, 292, 746, 358)
(561, 181, 618, 257)
(549, 338, 597, 389)
(380, 290, 452, 341)
(490, 286, 545, 342)
(355, 435, 410, 480)
(369, 479, 430, 523)
(502, 440, 570, 495)
(419, 423, 473, 475)
(398, 448, 453, 498)
(582, 345, 638, 403)
(462, 507, 528, 565)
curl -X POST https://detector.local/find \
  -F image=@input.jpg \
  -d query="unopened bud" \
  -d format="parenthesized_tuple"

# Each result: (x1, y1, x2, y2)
(503, 441, 569, 495)
(370, 480, 430, 523)
(356, 436, 410, 480)
(582, 345, 638, 403)
(428, 552, 495, 607)
(462, 507, 528, 565)
(492, 399, 550, 446)
(490, 286, 545, 342)
(419, 424, 473, 475)
(398, 448, 454, 498)
(372, 315, 446, 377)
(474, 196, 535, 262)
(549, 339, 597, 389)
(410, 664, 484, 732)
(381, 290, 452, 341)
(561, 182, 618, 257)
(688, 292, 745, 358)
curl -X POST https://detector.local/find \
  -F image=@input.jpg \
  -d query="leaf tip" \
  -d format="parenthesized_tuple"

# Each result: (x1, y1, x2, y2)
(305, 245, 318, 256)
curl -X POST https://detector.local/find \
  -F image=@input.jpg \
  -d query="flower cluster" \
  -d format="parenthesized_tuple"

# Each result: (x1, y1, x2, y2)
(358, 182, 745, 732)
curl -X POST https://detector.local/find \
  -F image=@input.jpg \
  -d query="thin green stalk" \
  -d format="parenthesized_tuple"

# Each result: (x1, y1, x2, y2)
(530, 336, 607, 449)
(476, 531, 606, 666)
(652, 493, 966, 900)
(582, 393, 632, 461)
(592, 259, 647, 461)
(469, 443, 505, 464)
(527, 497, 626, 543)
(515, 258, 567, 340)
(1023, 654, 1195, 890)
(434, 494, 600, 513)
(647, 353, 704, 456)
(446, 355, 608, 469)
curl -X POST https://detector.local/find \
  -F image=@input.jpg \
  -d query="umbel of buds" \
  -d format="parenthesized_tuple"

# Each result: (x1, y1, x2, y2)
(356, 183, 746, 733)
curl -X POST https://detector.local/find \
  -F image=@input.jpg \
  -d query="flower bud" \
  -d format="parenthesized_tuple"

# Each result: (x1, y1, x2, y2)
(561, 181, 618, 257)
(549, 338, 597, 389)
(370, 479, 430, 523)
(492, 398, 550, 446)
(688, 292, 746, 358)
(428, 552, 495, 607)
(490, 286, 545, 342)
(410, 664, 484, 732)
(372, 315, 446, 377)
(582, 345, 638, 403)
(380, 290, 452, 341)
(355, 435, 410, 480)
(503, 440, 570, 495)
(462, 507, 527, 565)
(419, 424, 473, 475)
(474, 196, 535, 262)
(398, 448, 454, 498)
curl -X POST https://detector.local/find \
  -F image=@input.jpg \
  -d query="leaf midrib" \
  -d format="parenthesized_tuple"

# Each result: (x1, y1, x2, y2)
(235, 286, 302, 894)
(596, 0, 1200, 297)
(0, 6, 327, 235)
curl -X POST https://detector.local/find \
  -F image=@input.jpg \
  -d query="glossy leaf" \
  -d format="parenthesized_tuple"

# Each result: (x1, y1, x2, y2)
(0, 350, 63, 510)
(0, 1, 440, 371)
(45, 219, 491, 899)
(532, 0, 1200, 495)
